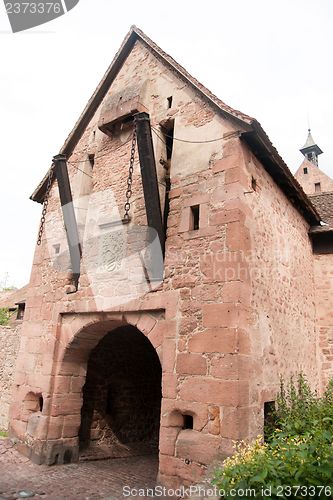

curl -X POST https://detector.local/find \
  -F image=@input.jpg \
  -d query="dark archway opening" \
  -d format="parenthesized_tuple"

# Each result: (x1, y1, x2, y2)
(79, 325, 162, 460)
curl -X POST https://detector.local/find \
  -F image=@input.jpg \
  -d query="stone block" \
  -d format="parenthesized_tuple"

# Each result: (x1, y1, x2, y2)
(162, 373, 178, 399)
(226, 222, 251, 251)
(179, 377, 250, 406)
(159, 426, 180, 456)
(189, 328, 237, 354)
(202, 303, 250, 329)
(209, 208, 245, 226)
(175, 429, 221, 465)
(210, 354, 238, 379)
(162, 338, 176, 372)
(176, 353, 207, 375)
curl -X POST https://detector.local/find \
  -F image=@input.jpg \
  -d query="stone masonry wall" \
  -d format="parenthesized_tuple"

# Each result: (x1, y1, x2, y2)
(0, 325, 21, 430)
(245, 150, 319, 431)
(314, 254, 333, 391)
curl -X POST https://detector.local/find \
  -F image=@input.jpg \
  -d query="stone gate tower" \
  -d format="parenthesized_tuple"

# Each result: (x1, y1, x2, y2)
(9, 27, 328, 486)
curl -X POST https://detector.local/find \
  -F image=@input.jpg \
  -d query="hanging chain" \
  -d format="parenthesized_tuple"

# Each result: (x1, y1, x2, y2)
(37, 163, 55, 245)
(123, 123, 137, 222)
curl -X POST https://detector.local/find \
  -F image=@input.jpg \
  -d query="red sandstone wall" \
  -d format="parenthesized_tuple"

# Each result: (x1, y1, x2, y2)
(245, 151, 319, 434)
(314, 254, 333, 390)
(0, 325, 21, 430)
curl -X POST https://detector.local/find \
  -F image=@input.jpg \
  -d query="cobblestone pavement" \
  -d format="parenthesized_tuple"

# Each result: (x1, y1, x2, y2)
(0, 439, 178, 500)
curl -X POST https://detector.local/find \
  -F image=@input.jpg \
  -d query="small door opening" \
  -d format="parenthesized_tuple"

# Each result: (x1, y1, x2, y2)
(303, 167, 308, 174)
(264, 401, 276, 441)
(167, 96, 173, 109)
(190, 205, 200, 231)
(39, 395, 44, 412)
(315, 182, 321, 193)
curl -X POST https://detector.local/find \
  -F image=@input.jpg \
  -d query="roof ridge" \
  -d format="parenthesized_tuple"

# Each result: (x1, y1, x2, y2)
(132, 26, 254, 124)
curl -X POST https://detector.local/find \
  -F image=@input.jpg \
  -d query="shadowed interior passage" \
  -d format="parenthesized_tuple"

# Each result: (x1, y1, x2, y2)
(79, 325, 162, 459)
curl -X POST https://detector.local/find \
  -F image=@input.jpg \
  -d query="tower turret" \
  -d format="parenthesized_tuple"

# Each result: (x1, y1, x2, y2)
(300, 129, 323, 166)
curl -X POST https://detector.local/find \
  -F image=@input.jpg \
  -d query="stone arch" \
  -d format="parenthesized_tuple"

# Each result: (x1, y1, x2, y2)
(79, 324, 162, 459)
(46, 312, 163, 464)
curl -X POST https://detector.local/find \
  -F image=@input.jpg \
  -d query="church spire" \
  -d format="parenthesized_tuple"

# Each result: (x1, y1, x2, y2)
(300, 129, 323, 166)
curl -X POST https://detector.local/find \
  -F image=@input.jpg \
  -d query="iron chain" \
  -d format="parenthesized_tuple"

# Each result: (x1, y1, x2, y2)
(37, 163, 55, 245)
(123, 123, 137, 221)
(37, 126, 136, 245)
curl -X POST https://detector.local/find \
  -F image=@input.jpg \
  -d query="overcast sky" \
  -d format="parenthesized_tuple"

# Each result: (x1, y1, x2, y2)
(0, 0, 332, 288)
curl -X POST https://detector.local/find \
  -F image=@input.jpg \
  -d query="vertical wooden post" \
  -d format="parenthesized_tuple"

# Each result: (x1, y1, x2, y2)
(53, 154, 81, 289)
(135, 112, 165, 281)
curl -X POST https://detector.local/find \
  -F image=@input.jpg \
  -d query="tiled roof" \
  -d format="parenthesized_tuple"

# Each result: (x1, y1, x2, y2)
(309, 192, 333, 227)
(0, 284, 29, 309)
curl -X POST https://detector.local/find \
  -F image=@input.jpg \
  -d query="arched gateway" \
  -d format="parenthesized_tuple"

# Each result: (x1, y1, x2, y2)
(48, 318, 162, 465)
(10, 312, 165, 468)
(79, 325, 162, 460)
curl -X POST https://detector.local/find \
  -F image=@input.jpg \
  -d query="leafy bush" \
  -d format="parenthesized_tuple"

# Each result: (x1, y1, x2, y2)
(0, 308, 11, 326)
(213, 375, 333, 498)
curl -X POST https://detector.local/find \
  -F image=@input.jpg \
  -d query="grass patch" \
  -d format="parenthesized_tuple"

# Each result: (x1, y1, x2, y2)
(0, 308, 11, 326)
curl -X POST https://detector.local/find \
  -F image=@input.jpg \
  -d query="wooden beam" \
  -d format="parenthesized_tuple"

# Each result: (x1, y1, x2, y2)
(53, 154, 81, 289)
(135, 112, 164, 280)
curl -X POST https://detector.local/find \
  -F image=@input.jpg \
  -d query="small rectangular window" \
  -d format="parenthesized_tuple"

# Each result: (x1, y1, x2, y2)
(182, 414, 193, 429)
(315, 182, 321, 192)
(53, 244, 60, 255)
(303, 167, 308, 174)
(190, 205, 200, 230)
(167, 96, 173, 108)
(16, 302, 25, 321)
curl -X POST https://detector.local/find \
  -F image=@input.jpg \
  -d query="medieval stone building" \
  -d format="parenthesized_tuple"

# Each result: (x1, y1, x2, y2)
(7, 26, 333, 486)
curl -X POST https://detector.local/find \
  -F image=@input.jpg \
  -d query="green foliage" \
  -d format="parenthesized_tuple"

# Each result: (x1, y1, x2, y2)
(213, 374, 333, 498)
(0, 430, 8, 438)
(0, 308, 11, 326)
